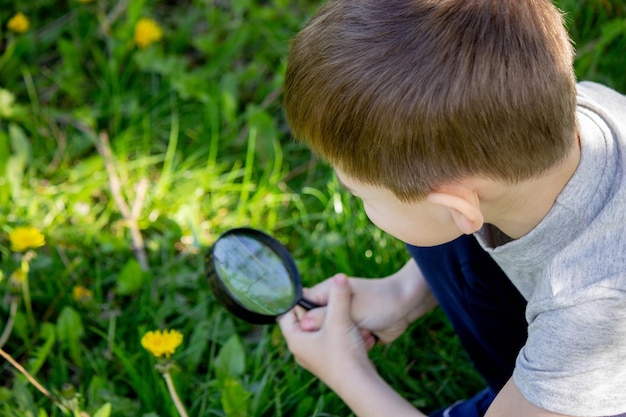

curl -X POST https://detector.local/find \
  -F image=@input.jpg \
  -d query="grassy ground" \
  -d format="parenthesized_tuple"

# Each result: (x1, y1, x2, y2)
(1, 1, 625, 416)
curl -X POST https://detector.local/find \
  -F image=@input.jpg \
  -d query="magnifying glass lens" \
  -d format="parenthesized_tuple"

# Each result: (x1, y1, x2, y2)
(212, 234, 296, 315)
(206, 228, 318, 324)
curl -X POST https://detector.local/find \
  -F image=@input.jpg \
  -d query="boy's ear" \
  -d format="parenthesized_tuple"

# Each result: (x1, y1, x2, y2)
(427, 184, 484, 234)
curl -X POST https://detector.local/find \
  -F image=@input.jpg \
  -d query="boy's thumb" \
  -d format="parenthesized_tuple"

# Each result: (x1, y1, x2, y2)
(326, 274, 352, 324)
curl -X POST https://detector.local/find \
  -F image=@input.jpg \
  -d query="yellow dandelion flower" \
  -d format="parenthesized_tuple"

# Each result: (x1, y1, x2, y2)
(141, 329, 183, 358)
(9, 226, 45, 252)
(72, 285, 94, 303)
(134, 18, 163, 49)
(7, 12, 29, 34)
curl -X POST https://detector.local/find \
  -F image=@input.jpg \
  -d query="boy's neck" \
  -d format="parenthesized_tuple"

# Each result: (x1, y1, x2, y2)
(479, 135, 581, 240)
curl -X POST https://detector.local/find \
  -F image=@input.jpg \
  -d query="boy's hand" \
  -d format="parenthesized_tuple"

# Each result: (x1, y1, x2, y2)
(278, 274, 376, 389)
(298, 260, 438, 343)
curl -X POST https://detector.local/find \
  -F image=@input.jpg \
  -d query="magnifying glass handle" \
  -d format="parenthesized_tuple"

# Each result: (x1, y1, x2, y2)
(297, 297, 321, 311)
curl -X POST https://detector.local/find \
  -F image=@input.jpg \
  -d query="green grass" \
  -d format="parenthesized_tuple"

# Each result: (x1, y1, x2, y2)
(1, 0, 626, 416)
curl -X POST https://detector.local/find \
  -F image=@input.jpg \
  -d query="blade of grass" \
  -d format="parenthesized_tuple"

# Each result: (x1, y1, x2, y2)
(156, 96, 180, 199)
(236, 126, 257, 223)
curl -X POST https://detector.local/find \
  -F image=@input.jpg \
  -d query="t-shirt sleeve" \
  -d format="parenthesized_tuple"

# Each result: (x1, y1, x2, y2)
(514, 285, 626, 416)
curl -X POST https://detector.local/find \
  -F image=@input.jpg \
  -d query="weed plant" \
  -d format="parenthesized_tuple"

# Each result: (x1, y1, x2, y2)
(1, 0, 625, 416)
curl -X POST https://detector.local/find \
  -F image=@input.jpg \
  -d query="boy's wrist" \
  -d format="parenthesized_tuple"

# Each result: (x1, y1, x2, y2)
(330, 361, 427, 417)
(327, 353, 378, 392)
(392, 260, 439, 324)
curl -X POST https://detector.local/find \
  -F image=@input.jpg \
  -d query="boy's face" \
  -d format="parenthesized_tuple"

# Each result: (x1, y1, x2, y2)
(335, 169, 465, 247)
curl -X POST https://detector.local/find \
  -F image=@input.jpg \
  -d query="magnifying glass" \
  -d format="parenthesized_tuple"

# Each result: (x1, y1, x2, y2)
(205, 227, 320, 324)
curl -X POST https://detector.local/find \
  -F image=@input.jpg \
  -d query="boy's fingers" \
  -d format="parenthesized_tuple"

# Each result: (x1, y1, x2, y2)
(277, 309, 300, 336)
(326, 274, 352, 326)
(301, 307, 327, 331)
(303, 276, 336, 304)
(363, 332, 376, 350)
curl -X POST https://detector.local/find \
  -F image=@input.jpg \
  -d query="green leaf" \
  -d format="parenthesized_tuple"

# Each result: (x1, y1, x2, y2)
(6, 123, 30, 200)
(294, 397, 315, 417)
(56, 306, 85, 366)
(56, 306, 84, 342)
(0, 387, 11, 401)
(87, 376, 108, 408)
(0, 89, 26, 120)
(183, 319, 212, 372)
(220, 376, 251, 417)
(0, 129, 9, 204)
(12, 376, 37, 416)
(0, 89, 17, 119)
(9, 123, 30, 163)
(93, 402, 112, 417)
(126, 0, 148, 27)
(115, 259, 145, 296)
(27, 322, 56, 376)
(214, 334, 245, 381)
(12, 311, 30, 346)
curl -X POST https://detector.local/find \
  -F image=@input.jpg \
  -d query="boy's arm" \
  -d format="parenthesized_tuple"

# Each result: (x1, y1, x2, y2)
(279, 276, 583, 417)
(301, 258, 439, 343)
(485, 378, 572, 417)
(330, 372, 574, 417)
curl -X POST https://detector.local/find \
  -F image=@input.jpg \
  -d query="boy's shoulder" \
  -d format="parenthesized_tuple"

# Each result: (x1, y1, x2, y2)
(577, 81, 626, 108)
(576, 81, 626, 148)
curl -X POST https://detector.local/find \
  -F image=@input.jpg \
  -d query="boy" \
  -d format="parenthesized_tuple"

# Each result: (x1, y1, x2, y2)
(277, 0, 626, 416)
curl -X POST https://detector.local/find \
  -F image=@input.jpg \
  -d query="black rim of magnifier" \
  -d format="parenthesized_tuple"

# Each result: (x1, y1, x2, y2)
(205, 227, 305, 325)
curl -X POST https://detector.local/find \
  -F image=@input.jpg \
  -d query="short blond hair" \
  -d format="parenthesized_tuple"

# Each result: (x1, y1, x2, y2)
(285, 0, 577, 200)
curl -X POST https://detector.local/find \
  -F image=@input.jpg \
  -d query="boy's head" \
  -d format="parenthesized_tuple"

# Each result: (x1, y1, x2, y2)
(284, 0, 577, 201)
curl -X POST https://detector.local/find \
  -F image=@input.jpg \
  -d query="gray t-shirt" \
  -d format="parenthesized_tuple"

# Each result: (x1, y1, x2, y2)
(475, 82, 626, 416)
